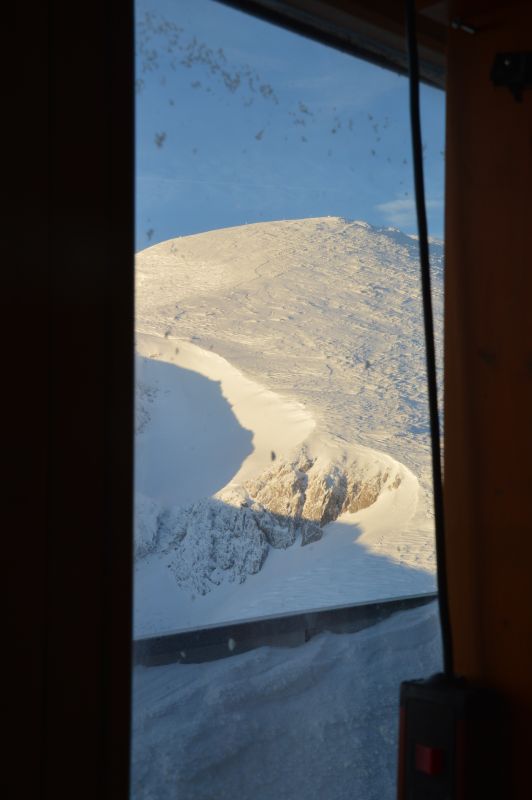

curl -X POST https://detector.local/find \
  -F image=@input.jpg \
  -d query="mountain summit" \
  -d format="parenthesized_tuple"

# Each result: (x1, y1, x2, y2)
(134, 218, 442, 634)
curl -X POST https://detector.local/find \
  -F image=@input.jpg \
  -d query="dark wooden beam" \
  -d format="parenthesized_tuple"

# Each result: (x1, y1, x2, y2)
(218, 0, 448, 87)
(6, 2, 134, 798)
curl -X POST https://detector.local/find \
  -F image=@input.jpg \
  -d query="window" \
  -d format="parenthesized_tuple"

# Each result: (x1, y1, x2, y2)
(132, 2, 445, 797)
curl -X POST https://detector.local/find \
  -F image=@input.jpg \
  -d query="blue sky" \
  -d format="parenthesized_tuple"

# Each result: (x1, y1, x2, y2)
(135, 0, 445, 251)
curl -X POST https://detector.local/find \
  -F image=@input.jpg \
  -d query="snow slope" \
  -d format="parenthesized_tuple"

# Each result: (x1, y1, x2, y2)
(132, 601, 442, 800)
(134, 217, 443, 634)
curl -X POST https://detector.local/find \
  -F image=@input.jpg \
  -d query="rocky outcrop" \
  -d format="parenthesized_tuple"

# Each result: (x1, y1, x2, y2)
(303, 466, 348, 525)
(135, 449, 403, 596)
(169, 499, 269, 596)
(341, 471, 389, 514)
(245, 459, 308, 520)
(300, 519, 324, 546)
(240, 453, 399, 546)
(254, 508, 298, 549)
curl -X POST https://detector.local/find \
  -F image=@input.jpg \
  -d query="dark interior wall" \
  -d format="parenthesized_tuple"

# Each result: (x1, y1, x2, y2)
(445, 1, 532, 794)
(6, 2, 50, 796)
(6, 2, 134, 798)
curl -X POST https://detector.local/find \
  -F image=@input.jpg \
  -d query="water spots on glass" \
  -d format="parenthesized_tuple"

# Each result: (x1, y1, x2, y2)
(135, 9, 416, 165)
(138, 11, 279, 107)
(259, 84, 277, 103)
(135, 2, 444, 250)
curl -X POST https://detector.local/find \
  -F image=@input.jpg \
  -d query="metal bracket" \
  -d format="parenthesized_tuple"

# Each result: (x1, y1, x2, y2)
(490, 52, 532, 102)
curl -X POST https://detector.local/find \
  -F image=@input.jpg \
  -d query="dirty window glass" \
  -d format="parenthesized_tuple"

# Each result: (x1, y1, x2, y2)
(132, 2, 444, 798)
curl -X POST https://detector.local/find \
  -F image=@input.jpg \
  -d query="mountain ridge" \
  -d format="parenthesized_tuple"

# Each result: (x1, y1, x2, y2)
(134, 217, 441, 633)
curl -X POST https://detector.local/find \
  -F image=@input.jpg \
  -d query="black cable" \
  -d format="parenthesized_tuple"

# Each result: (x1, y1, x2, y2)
(405, 0, 454, 677)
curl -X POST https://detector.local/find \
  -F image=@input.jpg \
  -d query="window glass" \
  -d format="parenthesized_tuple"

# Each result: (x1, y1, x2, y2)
(133, 2, 444, 797)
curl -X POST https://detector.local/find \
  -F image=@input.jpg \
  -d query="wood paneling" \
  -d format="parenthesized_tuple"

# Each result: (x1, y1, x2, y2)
(445, 1, 532, 795)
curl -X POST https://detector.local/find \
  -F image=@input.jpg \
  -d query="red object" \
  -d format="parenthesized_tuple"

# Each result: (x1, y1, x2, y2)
(415, 744, 444, 776)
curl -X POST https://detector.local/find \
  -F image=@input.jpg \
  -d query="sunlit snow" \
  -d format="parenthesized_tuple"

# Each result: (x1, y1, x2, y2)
(134, 217, 442, 635)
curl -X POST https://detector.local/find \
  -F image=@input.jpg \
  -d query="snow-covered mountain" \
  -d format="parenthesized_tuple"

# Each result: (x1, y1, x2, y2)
(134, 217, 443, 635)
